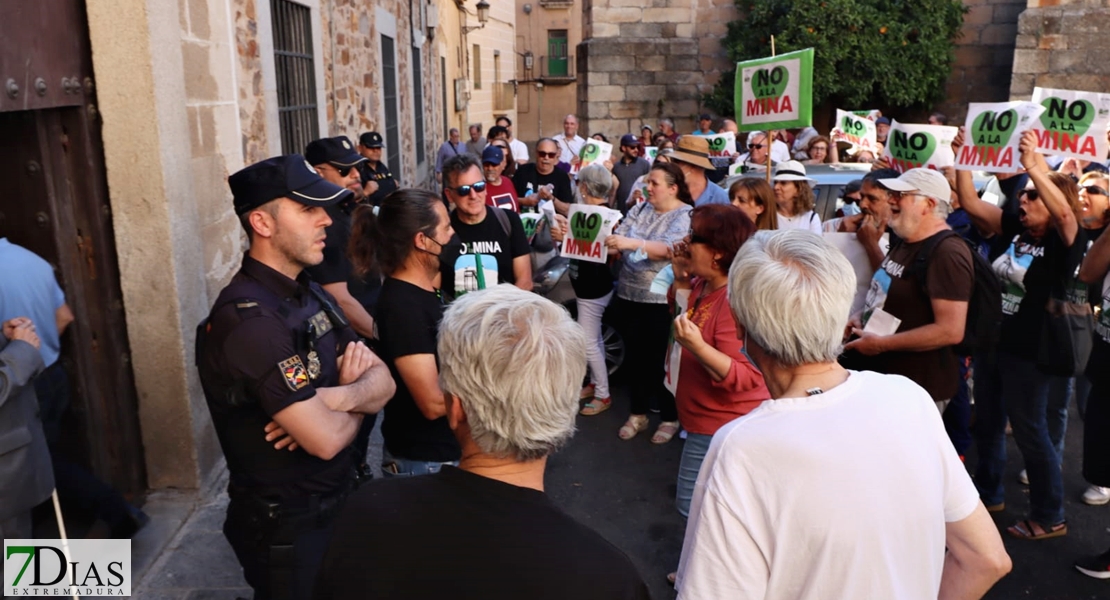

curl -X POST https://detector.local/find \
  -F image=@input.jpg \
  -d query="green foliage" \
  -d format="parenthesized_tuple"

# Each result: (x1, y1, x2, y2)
(705, 0, 967, 116)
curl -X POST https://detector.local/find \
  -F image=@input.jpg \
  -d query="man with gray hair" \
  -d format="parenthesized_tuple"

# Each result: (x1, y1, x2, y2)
(435, 127, 466, 185)
(316, 285, 651, 599)
(843, 168, 973, 413)
(676, 230, 1010, 600)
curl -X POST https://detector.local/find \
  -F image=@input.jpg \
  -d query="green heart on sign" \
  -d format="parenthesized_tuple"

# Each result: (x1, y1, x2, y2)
(707, 137, 728, 152)
(750, 66, 789, 99)
(971, 109, 1018, 149)
(890, 130, 937, 163)
(1039, 97, 1095, 136)
(570, 210, 603, 242)
(841, 115, 866, 134)
(522, 217, 538, 238)
(581, 142, 601, 161)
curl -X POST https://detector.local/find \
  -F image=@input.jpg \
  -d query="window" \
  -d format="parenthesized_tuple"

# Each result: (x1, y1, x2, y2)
(381, 34, 401, 178)
(441, 55, 448, 140)
(413, 47, 426, 166)
(473, 44, 482, 90)
(270, 0, 319, 154)
(547, 30, 568, 78)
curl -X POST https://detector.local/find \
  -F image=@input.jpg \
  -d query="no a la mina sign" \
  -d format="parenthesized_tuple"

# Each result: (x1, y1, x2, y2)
(832, 109, 877, 151)
(734, 48, 814, 132)
(561, 204, 622, 264)
(880, 120, 958, 173)
(955, 101, 1046, 173)
(1030, 87, 1110, 162)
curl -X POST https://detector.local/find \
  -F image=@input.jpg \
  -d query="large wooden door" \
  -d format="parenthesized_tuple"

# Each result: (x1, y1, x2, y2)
(0, 1, 146, 496)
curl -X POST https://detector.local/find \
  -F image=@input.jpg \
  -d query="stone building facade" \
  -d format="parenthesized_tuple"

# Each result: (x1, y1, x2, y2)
(514, 0, 583, 145)
(1009, 0, 1110, 101)
(939, 0, 1027, 122)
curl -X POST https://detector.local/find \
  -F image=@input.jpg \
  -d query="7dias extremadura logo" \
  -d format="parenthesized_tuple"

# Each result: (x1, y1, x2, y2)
(5, 539, 131, 596)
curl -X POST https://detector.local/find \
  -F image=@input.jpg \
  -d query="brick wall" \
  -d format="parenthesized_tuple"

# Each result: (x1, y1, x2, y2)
(937, 0, 1026, 123)
(1010, 3, 1110, 100)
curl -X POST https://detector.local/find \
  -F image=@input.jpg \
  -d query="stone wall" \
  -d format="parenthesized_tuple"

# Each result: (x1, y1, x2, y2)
(1010, 1, 1110, 100)
(578, 0, 737, 136)
(937, 0, 1026, 122)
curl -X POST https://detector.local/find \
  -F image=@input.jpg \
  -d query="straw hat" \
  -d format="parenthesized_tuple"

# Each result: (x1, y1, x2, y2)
(771, 160, 816, 183)
(668, 136, 716, 171)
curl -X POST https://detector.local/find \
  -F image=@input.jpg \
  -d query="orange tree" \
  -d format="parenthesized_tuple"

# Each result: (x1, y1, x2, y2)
(705, 0, 966, 115)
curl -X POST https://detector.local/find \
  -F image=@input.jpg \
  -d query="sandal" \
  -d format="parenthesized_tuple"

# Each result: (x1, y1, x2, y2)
(1007, 518, 1067, 540)
(651, 421, 681, 444)
(619, 415, 649, 440)
(580, 384, 596, 400)
(581, 397, 612, 416)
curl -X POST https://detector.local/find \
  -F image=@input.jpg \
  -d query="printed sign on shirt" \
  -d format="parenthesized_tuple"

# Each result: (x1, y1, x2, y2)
(881, 120, 958, 173)
(1029, 87, 1110, 162)
(832, 109, 877, 151)
(955, 101, 1046, 173)
(561, 204, 622, 264)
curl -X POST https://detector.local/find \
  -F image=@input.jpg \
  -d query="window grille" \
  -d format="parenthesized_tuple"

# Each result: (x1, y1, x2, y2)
(271, 0, 319, 155)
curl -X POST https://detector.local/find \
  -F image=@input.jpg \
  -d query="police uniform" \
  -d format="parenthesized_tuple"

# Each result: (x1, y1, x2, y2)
(196, 154, 362, 600)
(357, 131, 398, 206)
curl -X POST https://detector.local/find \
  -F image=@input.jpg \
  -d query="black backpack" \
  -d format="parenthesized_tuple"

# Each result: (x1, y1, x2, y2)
(910, 230, 1003, 357)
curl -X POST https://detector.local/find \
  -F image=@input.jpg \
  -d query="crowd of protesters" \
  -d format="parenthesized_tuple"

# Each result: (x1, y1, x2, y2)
(184, 102, 1110, 599)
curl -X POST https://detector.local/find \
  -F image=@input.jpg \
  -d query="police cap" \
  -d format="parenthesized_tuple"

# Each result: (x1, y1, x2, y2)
(229, 154, 352, 216)
(305, 136, 367, 167)
(359, 132, 384, 149)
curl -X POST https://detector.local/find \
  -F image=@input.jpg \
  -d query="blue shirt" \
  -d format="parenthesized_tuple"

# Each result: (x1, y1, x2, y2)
(435, 141, 467, 173)
(694, 182, 730, 207)
(0, 238, 66, 367)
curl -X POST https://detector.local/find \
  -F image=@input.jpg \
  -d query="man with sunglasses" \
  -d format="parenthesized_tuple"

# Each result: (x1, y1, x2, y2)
(441, 154, 532, 298)
(614, 134, 651, 214)
(513, 138, 574, 215)
(736, 131, 776, 172)
(305, 137, 378, 340)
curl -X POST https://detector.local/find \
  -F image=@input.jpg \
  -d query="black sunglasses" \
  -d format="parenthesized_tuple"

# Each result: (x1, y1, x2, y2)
(330, 164, 355, 177)
(748, 144, 764, 150)
(1082, 185, 1109, 197)
(450, 181, 487, 196)
(1021, 188, 1040, 201)
(537, 151, 559, 159)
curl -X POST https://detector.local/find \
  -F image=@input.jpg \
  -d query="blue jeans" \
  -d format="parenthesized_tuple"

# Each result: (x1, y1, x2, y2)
(972, 352, 1007, 507)
(382, 454, 458, 478)
(943, 356, 973, 457)
(1001, 353, 1065, 525)
(675, 433, 714, 519)
(1047, 375, 1090, 458)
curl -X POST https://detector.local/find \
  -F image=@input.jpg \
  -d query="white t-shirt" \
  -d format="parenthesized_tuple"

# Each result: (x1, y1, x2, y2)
(676, 370, 979, 600)
(509, 138, 529, 163)
(776, 210, 822, 234)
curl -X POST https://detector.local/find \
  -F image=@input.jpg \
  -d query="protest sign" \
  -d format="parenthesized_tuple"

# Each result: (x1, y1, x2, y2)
(831, 109, 877, 151)
(734, 48, 814, 131)
(574, 139, 613, 174)
(561, 204, 621, 264)
(1030, 87, 1110, 162)
(881, 120, 958, 173)
(704, 132, 737, 158)
(519, 213, 542, 243)
(644, 146, 659, 162)
(852, 109, 882, 120)
(955, 101, 1046, 173)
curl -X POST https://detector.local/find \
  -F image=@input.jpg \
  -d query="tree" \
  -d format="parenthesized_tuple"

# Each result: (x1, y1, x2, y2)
(706, 0, 966, 116)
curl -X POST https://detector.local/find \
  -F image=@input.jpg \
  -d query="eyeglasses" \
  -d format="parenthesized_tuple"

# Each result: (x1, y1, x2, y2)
(449, 181, 487, 196)
(537, 151, 559, 159)
(748, 144, 764, 150)
(1021, 188, 1040, 201)
(330, 164, 355, 177)
(1082, 185, 1109, 197)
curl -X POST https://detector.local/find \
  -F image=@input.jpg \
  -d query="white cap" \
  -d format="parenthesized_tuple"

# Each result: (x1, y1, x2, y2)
(878, 168, 951, 204)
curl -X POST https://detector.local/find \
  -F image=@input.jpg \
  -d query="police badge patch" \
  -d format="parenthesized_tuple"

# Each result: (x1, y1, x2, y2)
(279, 355, 310, 391)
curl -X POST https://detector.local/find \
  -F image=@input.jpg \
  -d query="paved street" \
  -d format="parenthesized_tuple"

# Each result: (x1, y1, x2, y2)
(129, 374, 1110, 599)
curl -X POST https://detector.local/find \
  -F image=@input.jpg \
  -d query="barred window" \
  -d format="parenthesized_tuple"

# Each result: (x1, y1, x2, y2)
(382, 34, 401, 177)
(271, 0, 319, 155)
(413, 47, 426, 166)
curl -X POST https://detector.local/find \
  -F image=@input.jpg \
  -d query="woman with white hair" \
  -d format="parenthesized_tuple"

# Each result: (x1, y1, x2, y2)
(772, 160, 822, 233)
(550, 164, 618, 415)
(676, 229, 1009, 599)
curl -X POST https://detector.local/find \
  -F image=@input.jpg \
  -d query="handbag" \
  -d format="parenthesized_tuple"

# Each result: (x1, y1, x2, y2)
(1036, 281, 1094, 377)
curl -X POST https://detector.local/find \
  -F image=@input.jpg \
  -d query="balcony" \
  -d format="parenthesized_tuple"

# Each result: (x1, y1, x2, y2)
(539, 54, 575, 84)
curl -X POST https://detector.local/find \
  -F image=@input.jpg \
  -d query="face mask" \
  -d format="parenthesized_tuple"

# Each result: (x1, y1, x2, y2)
(418, 233, 460, 270)
(627, 246, 649, 263)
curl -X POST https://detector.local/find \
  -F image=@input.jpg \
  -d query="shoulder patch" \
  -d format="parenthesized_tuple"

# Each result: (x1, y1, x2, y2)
(278, 355, 310, 391)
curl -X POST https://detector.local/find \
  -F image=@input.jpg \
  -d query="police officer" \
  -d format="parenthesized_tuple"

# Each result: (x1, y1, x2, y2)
(196, 154, 395, 600)
(357, 131, 397, 206)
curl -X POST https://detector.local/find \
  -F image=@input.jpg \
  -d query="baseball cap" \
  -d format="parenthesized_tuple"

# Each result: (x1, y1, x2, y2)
(620, 134, 639, 147)
(875, 117, 891, 126)
(229, 154, 352, 216)
(878, 168, 951, 204)
(305, 136, 366, 167)
(481, 145, 504, 165)
(359, 131, 384, 148)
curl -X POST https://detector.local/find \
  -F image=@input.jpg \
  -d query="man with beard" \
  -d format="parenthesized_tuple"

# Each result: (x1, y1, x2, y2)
(513, 138, 574, 214)
(844, 168, 973, 414)
(613, 134, 651, 214)
(482, 146, 519, 212)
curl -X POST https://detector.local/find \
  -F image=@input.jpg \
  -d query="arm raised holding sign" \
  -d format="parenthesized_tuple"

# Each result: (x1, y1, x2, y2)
(952, 127, 1004, 236)
(1020, 130, 1079, 248)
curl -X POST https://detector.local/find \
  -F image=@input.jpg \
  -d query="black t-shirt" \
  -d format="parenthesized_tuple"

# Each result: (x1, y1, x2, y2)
(358, 160, 398, 206)
(314, 466, 651, 600)
(305, 200, 383, 314)
(612, 157, 651, 214)
(1083, 227, 1110, 385)
(996, 212, 1088, 359)
(374, 277, 460, 462)
(570, 258, 615, 300)
(512, 163, 575, 206)
(197, 256, 359, 498)
(441, 208, 531, 299)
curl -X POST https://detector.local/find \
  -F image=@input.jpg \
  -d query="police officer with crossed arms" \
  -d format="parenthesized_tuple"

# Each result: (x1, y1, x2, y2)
(196, 154, 395, 600)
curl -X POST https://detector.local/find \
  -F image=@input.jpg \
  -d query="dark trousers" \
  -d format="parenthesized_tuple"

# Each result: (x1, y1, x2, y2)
(1084, 376, 1110, 487)
(223, 496, 339, 600)
(613, 297, 677, 421)
(943, 355, 973, 457)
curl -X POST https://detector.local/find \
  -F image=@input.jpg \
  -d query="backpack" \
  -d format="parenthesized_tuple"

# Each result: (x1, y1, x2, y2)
(910, 230, 1002, 357)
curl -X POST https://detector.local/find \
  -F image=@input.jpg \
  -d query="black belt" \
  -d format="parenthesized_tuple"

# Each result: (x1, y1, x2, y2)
(228, 473, 362, 528)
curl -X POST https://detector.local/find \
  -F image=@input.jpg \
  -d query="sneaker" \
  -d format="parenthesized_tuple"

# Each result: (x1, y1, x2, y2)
(1083, 485, 1110, 506)
(1018, 469, 1029, 485)
(1076, 548, 1110, 579)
